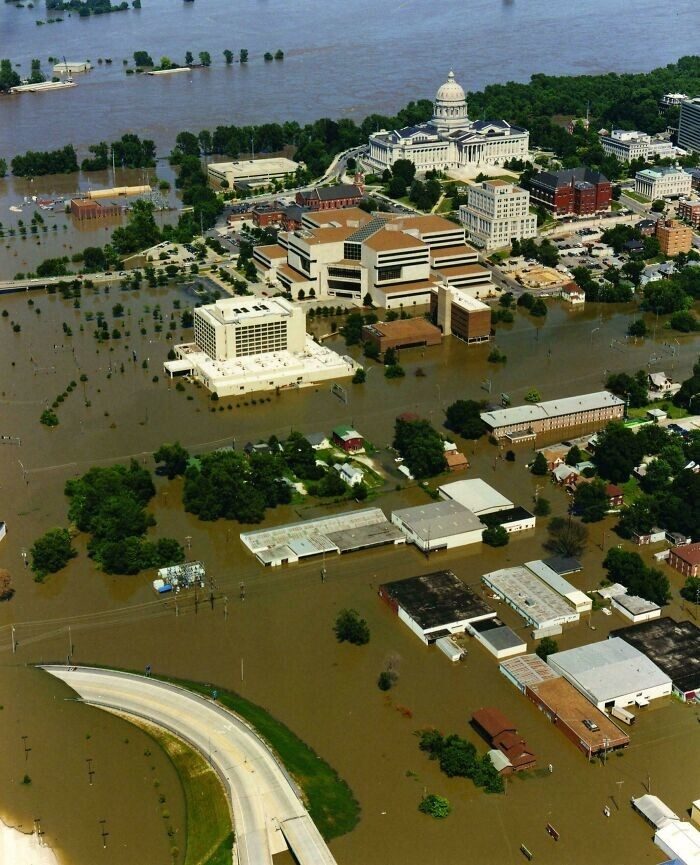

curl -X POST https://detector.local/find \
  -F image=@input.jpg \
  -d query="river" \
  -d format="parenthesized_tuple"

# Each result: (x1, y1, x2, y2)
(1, 0, 699, 158)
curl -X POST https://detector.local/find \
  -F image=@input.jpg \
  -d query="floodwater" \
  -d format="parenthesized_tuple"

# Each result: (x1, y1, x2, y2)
(1, 0, 699, 158)
(0, 282, 699, 863)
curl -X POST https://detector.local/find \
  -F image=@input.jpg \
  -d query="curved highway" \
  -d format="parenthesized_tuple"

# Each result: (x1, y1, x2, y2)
(40, 665, 338, 865)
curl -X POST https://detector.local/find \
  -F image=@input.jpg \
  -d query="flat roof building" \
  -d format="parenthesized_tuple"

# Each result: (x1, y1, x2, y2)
(240, 507, 405, 566)
(524, 676, 630, 759)
(525, 559, 592, 613)
(391, 500, 485, 552)
(459, 179, 537, 249)
(482, 564, 581, 633)
(500, 654, 560, 693)
(480, 391, 625, 440)
(484, 506, 536, 535)
(679, 97, 700, 154)
(208, 157, 299, 188)
(170, 297, 357, 397)
(668, 543, 700, 579)
(431, 284, 491, 344)
(610, 593, 661, 624)
(635, 166, 692, 201)
(379, 570, 496, 644)
(611, 617, 700, 702)
(547, 638, 672, 709)
(361, 318, 443, 353)
(468, 617, 526, 659)
(438, 478, 513, 515)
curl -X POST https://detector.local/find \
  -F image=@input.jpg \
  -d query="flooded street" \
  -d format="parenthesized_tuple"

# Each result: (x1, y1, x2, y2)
(0, 282, 698, 863)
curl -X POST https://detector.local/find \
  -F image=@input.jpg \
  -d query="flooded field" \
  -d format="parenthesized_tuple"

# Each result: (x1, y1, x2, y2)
(0, 283, 698, 864)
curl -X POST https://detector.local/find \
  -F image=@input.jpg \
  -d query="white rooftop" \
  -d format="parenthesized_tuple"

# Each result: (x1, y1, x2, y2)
(483, 565, 579, 629)
(201, 296, 294, 325)
(632, 794, 680, 829)
(613, 593, 661, 616)
(392, 500, 484, 540)
(439, 478, 512, 515)
(208, 156, 299, 177)
(480, 391, 624, 430)
(655, 820, 700, 865)
(525, 560, 591, 610)
(547, 638, 672, 703)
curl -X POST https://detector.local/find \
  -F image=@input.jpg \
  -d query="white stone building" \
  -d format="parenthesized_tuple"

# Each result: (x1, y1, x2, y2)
(599, 129, 675, 162)
(367, 71, 529, 174)
(635, 166, 693, 200)
(167, 297, 356, 396)
(459, 179, 537, 249)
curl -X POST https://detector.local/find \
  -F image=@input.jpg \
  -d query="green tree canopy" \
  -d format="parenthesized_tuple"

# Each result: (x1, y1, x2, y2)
(30, 528, 77, 580)
(154, 441, 190, 479)
(334, 609, 370, 645)
(393, 417, 447, 478)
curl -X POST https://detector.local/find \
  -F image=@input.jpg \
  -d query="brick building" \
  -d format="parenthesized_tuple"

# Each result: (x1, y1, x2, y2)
(529, 168, 611, 216)
(296, 183, 363, 211)
(430, 284, 491, 344)
(361, 318, 443, 353)
(332, 424, 364, 454)
(677, 198, 700, 229)
(655, 219, 693, 256)
(668, 543, 700, 578)
(70, 198, 123, 220)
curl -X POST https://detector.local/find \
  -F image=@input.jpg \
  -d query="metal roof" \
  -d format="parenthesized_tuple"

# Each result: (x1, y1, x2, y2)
(381, 570, 494, 631)
(480, 391, 625, 430)
(392, 500, 484, 541)
(438, 478, 512, 515)
(632, 795, 680, 829)
(547, 638, 671, 703)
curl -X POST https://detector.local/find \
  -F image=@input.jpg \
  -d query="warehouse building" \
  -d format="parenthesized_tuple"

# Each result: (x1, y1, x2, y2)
(240, 507, 404, 566)
(547, 638, 672, 709)
(438, 478, 513, 515)
(482, 564, 581, 634)
(467, 617, 526, 659)
(361, 318, 443, 353)
(391, 500, 485, 552)
(379, 570, 496, 644)
(610, 592, 661, 624)
(525, 559, 592, 613)
(611, 618, 700, 702)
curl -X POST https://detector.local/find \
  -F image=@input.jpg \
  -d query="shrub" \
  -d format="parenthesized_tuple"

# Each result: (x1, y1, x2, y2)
(419, 794, 451, 819)
(334, 609, 370, 645)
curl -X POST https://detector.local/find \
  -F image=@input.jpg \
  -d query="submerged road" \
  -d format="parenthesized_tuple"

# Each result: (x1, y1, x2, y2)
(40, 666, 338, 865)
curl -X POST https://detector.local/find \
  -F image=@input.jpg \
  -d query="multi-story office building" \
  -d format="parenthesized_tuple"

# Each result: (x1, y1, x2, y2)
(655, 219, 693, 256)
(459, 180, 537, 249)
(168, 297, 356, 396)
(367, 71, 528, 173)
(430, 284, 491, 344)
(528, 168, 611, 215)
(678, 97, 700, 154)
(599, 129, 675, 162)
(254, 208, 495, 309)
(634, 166, 692, 200)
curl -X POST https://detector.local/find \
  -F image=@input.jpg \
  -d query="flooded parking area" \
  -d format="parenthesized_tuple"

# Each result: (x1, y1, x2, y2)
(0, 282, 698, 864)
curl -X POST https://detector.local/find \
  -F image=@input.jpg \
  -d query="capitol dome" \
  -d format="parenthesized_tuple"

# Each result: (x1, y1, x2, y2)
(431, 70, 468, 131)
(435, 70, 465, 104)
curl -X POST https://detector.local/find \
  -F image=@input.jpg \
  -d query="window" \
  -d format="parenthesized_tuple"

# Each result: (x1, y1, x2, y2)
(328, 266, 361, 280)
(343, 242, 361, 261)
(377, 266, 402, 281)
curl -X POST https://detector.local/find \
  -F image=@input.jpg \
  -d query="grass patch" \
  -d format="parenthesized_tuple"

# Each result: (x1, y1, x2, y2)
(627, 403, 688, 420)
(621, 476, 641, 505)
(623, 190, 650, 203)
(137, 721, 232, 865)
(153, 674, 360, 841)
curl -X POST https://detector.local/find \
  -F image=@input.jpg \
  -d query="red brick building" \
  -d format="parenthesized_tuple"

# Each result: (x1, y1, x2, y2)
(678, 198, 700, 228)
(472, 707, 536, 773)
(529, 168, 611, 216)
(668, 543, 700, 578)
(251, 203, 284, 228)
(605, 484, 624, 507)
(296, 183, 363, 211)
(70, 198, 123, 220)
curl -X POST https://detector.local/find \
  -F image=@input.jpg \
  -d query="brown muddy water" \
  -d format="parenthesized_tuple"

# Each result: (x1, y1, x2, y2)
(0, 284, 698, 864)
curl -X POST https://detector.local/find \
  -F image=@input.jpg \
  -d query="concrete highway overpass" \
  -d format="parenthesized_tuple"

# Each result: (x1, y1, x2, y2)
(41, 666, 338, 865)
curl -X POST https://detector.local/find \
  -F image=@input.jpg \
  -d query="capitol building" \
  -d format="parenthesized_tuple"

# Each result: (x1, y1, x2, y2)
(367, 71, 529, 174)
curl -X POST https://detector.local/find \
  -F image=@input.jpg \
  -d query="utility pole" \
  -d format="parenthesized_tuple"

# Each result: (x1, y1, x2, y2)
(208, 573, 216, 610)
(194, 579, 199, 615)
(99, 819, 108, 849)
(68, 625, 73, 662)
(86, 757, 94, 786)
(239, 581, 246, 601)
(11, 625, 16, 654)
(21, 735, 31, 761)
(224, 595, 228, 620)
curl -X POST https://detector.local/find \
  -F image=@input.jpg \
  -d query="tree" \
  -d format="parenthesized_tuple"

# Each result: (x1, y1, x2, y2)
(239, 49, 248, 63)
(223, 49, 233, 64)
(352, 368, 366, 384)
(536, 636, 559, 661)
(40, 408, 59, 427)
(444, 400, 486, 440)
(334, 609, 370, 645)
(417, 729, 444, 758)
(534, 497, 551, 516)
(418, 794, 451, 819)
(483, 524, 508, 547)
(30, 528, 77, 580)
(530, 297, 548, 317)
(377, 671, 394, 691)
(387, 176, 407, 198)
(680, 575, 700, 605)
(37, 257, 70, 277)
(605, 370, 648, 409)
(531, 452, 548, 476)
(670, 310, 699, 333)
(185, 51, 194, 66)
(133, 50, 154, 67)
(0, 570, 14, 602)
(282, 431, 323, 480)
(603, 547, 670, 606)
(651, 199, 666, 213)
(525, 388, 540, 403)
(627, 318, 648, 337)
(154, 442, 190, 479)
(544, 516, 588, 557)
(393, 417, 447, 478)
(565, 445, 582, 466)
(573, 479, 609, 522)
(198, 51, 211, 67)
(439, 736, 477, 778)
(594, 422, 644, 485)
(391, 158, 416, 186)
